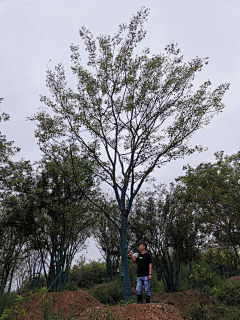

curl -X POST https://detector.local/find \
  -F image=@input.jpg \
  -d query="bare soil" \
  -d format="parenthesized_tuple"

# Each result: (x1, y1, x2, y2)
(14, 289, 215, 319)
(228, 276, 240, 282)
(15, 291, 102, 319)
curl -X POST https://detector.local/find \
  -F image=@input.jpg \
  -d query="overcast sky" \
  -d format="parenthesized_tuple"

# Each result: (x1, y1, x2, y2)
(1, 0, 240, 182)
(1, 0, 240, 259)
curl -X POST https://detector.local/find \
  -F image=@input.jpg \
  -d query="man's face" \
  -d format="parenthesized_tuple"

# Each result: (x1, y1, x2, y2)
(139, 243, 145, 252)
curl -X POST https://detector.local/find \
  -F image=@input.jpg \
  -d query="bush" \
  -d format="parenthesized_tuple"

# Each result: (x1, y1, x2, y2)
(64, 283, 79, 291)
(70, 259, 107, 289)
(175, 263, 192, 292)
(183, 302, 210, 320)
(203, 248, 240, 279)
(0, 292, 17, 317)
(87, 277, 124, 305)
(214, 280, 240, 306)
(189, 264, 215, 292)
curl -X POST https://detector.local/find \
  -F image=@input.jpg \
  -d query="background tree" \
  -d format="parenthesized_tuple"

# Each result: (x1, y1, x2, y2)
(30, 8, 229, 299)
(93, 199, 121, 280)
(0, 215, 26, 294)
(1, 154, 96, 292)
(203, 247, 240, 279)
(0, 159, 42, 293)
(129, 186, 200, 292)
(176, 151, 240, 271)
(0, 99, 20, 164)
(0, 103, 29, 294)
(25, 156, 96, 291)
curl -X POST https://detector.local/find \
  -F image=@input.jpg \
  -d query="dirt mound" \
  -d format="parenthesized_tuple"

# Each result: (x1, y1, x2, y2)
(12, 289, 214, 319)
(154, 290, 214, 316)
(16, 290, 102, 319)
(87, 303, 184, 320)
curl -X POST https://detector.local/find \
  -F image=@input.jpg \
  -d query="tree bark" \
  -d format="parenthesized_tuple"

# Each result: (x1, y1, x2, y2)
(120, 211, 133, 301)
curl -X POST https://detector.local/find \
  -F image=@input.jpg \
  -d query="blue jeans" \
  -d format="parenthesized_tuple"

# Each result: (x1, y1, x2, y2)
(136, 276, 150, 296)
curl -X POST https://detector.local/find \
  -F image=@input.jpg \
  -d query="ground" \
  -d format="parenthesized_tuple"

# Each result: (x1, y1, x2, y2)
(11, 289, 217, 320)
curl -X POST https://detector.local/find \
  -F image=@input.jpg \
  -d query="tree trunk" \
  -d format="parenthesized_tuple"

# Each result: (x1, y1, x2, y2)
(7, 267, 15, 293)
(120, 211, 133, 301)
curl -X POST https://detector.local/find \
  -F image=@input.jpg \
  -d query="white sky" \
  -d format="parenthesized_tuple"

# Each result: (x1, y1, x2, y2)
(1, 0, 240, 259)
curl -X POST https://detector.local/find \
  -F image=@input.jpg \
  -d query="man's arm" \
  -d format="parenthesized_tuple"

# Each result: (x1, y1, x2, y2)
(128, 251, 136, 263)
(148, 263, 152, 280)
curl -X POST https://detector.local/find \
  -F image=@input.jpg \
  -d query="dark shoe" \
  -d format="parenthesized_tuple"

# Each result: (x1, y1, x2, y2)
(146, 296, 150, 303)
(137, 294, 143, 303)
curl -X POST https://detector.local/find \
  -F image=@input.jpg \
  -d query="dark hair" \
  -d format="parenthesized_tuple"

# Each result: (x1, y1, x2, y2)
(141, 243, 147, 250)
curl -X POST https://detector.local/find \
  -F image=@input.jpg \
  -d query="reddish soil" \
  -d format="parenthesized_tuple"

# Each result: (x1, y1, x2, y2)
(15, 291, 102, 319)
(96, 303, 184, 320)
(13, 289, 215, 319)
(228, 276, 240, 282)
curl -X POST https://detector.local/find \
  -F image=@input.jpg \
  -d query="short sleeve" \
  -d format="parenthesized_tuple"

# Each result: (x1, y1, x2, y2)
(148, 254, 152, 264)
(136, 256, 139, 263)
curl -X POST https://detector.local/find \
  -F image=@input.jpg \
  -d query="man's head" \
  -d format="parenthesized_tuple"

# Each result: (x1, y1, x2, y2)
(139, 243, 147, 253)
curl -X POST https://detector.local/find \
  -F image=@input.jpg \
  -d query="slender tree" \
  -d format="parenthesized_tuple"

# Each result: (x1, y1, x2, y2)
(0, 103, 28, 293)
(93, 199, 121, 281)
(31, 8, 229, 299)
(33, 157, 95, 291)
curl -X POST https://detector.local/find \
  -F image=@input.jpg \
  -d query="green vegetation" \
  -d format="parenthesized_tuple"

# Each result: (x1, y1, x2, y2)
(2, 260, 240, 319)
(70, 259, 106, 289)
(0, 292, 17, 319)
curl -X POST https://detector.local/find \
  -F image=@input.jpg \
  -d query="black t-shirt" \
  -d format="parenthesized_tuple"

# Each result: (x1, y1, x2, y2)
(136, 253, 152, 277)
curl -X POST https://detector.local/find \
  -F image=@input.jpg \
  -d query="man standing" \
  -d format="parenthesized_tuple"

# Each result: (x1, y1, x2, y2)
(128, 243, 152, 303)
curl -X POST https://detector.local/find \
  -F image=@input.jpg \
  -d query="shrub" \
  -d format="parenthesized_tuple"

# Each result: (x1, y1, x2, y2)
(87, 277, 124, 305)
(183, 302, 210, 320)
(189, 264, 214, 292)
(0, 292, 17, 317)
(174, 263, 192, 291)
(70, 260, 107, 289)
(214, 281, 240, 306)
(64, 283, 79, 291)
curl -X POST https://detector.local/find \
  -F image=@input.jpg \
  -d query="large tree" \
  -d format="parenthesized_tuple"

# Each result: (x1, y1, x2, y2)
(31, 8, 229, 299)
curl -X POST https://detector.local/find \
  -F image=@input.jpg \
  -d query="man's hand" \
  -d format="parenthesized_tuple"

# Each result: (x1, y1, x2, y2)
(149, 263, 152, 280)
(128, 251, 136, 263)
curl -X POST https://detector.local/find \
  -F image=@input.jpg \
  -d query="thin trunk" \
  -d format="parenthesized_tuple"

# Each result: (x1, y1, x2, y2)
(7, 267, 15, 293)
(120, 211, 133, 301)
